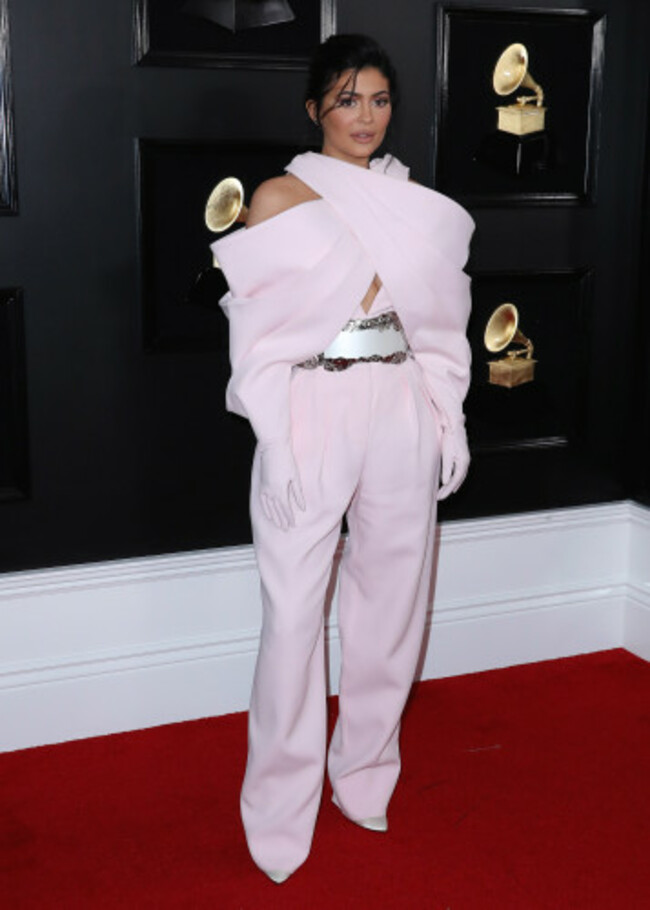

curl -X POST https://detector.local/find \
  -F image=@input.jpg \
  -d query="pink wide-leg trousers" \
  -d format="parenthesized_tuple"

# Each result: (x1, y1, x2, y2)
(243, 356, 441, 874)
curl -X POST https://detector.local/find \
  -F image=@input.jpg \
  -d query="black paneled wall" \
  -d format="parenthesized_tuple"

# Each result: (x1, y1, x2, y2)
(1, 0, 649, 572)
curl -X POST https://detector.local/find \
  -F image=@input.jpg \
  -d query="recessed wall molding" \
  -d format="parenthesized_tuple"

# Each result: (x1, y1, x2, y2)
(0, 289, 29, 501)
(0, 0, 18, 214)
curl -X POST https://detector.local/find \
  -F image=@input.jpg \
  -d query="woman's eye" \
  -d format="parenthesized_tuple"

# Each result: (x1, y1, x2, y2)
(338, 97, 355, 107)
(374, 97, 390, 107)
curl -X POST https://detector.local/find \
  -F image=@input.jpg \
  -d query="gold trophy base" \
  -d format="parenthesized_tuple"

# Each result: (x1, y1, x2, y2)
(488, 357, 536, 388)
(497, 105, 546, 136)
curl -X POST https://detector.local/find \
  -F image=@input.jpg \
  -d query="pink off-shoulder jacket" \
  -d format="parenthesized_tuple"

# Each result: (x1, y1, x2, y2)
(213, 152, 475, 450)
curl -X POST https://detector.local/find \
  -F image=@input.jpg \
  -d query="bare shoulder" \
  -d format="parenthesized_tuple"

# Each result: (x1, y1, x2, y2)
(246, 174, 320, 228)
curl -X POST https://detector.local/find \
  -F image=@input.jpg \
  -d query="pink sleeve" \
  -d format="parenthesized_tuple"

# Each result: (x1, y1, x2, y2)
(212, 203, 375, 447)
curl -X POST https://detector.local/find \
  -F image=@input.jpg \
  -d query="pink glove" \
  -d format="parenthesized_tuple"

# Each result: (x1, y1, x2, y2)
(437, 420, 470, 501)
(258, 442, 306, 531)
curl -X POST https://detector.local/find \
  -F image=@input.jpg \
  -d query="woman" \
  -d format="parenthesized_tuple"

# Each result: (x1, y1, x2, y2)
(213, 34, 474, 883)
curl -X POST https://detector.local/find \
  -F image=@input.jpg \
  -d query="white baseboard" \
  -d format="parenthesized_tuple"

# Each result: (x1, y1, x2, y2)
(1, 501, 648, 752)
(624, 503, 650, 660)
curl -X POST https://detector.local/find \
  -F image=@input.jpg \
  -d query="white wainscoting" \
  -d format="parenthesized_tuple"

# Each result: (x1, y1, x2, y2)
(623, 503, 650, 661)
(1, 501, 648, 752)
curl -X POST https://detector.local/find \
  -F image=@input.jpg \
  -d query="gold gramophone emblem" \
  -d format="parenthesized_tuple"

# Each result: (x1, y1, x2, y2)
(204, 177, 248, 267)
(205, 177, 248, 231)
(484, 303, 536, 388)
(493, 43, 546, 136)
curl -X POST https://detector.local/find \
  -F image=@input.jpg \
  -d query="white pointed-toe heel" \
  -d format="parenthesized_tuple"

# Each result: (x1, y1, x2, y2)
(264, 869, 292, 885)
(332, 794, 388, 833)
(356, 814, 388, 832)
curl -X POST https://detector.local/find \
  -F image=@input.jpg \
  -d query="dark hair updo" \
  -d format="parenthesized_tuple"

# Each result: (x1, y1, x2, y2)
(305, 34, 399, 124)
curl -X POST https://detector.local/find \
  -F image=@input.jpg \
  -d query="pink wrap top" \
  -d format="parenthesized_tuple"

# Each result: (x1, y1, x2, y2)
(213, 152, 474, 449)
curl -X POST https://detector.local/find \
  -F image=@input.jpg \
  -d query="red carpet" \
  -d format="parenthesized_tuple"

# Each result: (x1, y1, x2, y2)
(1, 649, 649, 908)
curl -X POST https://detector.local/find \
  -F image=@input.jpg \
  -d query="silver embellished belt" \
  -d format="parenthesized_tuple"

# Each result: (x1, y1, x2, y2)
(296, 311, 410, 372)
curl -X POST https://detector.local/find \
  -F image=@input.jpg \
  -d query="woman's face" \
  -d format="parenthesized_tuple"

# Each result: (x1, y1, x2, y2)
(308, 66, 392, 167)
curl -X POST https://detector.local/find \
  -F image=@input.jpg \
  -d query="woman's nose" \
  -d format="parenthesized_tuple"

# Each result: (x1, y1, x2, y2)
(357, 102, 373, 122)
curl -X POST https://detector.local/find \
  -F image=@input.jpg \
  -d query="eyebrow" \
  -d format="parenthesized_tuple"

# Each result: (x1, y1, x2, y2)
(337, 89, 390, 98)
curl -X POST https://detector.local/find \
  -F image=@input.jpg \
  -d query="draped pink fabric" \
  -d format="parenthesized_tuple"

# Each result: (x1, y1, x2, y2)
(213, 152, 474, 446)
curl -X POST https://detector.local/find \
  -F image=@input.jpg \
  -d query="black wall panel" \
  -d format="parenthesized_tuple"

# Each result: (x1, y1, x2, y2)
(634, 69, 650, 509)
(0, 289, 29, 500)
(0, 0, 649, 572)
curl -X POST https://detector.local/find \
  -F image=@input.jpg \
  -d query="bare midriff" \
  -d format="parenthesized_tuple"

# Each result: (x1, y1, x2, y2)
(359, 275, 382, 314)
